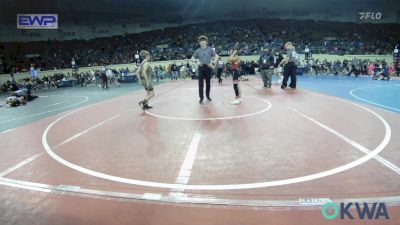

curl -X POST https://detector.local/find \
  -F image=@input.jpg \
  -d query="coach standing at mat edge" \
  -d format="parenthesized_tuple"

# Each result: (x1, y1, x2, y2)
(191, 35, 219, 104)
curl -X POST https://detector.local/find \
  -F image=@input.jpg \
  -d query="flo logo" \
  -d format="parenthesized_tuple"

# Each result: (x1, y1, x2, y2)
(322, 202, 390, 220)
(359, 11, 382, 20)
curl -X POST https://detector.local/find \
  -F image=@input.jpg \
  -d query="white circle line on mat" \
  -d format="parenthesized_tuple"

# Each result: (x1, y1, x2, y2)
(350, 87, 400, 112)
(144, 96, 272, 121)
(42, 96, 391, 190)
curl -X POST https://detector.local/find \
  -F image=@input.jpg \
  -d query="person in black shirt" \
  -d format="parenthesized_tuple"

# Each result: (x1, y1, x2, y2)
(396, 61, 400, 76)
(100, 68, 108, 89)
(9, 82, 19, 92)
(171, 62, 178, 80)
(216, 59, 225, 84)
(274, 51, 284, 83)
(259, 47, 275, 88)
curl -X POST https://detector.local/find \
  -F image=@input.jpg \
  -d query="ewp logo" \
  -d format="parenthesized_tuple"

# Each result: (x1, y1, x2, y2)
(322, 202, 390, 220)
(17, 14, 58, 29)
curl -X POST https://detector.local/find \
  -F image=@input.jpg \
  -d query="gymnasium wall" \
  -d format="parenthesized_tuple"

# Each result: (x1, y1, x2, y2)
(0, 54, 393, 83)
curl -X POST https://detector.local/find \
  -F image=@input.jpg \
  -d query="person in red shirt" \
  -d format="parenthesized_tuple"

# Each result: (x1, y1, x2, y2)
(367, 63, 375, 77)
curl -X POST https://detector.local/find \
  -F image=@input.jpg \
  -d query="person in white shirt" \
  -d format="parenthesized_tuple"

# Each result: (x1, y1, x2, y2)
(71, 58, 77, 72)
(29, 64, 35, 78)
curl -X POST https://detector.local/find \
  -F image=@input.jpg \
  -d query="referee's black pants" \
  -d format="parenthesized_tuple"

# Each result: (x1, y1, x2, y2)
(198, 65, 212, 100)
(282, 62, 297, 88)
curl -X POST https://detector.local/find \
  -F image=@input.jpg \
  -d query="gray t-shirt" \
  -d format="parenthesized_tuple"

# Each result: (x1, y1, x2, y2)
(192, 47, 217, 65)
(287, 48, 299, 65)
(217, 59, 224, 69)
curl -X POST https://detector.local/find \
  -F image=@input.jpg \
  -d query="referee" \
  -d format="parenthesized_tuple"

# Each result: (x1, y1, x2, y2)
(191, 35, 219, 104)
(281, 42, 299, 89)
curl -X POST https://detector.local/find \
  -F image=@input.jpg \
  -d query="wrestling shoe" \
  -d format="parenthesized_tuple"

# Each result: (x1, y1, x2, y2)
(230, 99, 241, 105)
(138, 101, 144, 107)
(143, 104, 153, 110)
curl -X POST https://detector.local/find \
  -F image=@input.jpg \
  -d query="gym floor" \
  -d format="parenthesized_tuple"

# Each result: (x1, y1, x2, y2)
(0, 75, 399, 225)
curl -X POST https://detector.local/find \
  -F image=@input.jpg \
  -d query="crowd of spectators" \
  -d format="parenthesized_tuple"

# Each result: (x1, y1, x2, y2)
(1, 18, 399, 100)
(1, 19, 399, 74)
(303, 58, 399, 78)
(2, 55, 398, 97)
